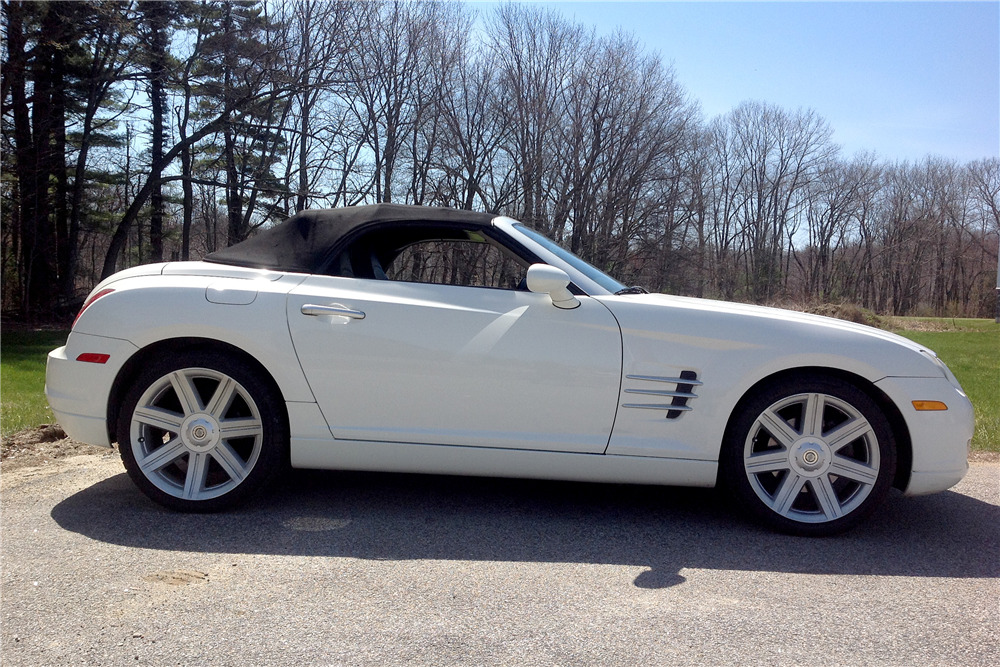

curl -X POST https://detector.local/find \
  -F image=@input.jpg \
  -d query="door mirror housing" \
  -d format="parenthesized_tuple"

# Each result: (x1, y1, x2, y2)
(526, 264, 580, 309)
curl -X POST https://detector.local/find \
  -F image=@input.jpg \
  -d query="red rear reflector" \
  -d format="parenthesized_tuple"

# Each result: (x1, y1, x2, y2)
(73, 288, 115, 329)
(76, 353, 111, 364)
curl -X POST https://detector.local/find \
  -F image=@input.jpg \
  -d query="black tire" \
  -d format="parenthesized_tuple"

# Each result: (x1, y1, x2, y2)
(116, 350, 288, 512)
(720, 374, 896, 536)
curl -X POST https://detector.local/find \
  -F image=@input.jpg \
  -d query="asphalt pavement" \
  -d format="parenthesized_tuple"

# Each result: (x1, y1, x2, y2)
(2, 449, 998, 666)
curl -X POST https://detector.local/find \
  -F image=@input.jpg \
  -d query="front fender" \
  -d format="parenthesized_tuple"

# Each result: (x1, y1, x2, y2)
(600, 294, 947, 463)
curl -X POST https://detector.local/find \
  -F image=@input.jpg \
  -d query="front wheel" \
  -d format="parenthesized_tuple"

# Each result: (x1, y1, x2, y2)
(720, 375, 897, 536)
(117, 351, 287, 511)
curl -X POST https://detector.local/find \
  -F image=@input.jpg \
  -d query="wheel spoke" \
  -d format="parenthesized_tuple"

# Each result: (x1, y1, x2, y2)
(138, 438, 187, 474)
(757, 409, 800, 448)
(219, 417, 263, 440)
(829, 455, 879, 485)
(803, 393, 825, 437)
(824, 417, 875, 453)
(205, 377, 236, 419)
(772, 472, 806, 515)
(169, 371, 203, 415)
(183, 452, 210, 499)
(211, 442, 250, 484)
(810, 476, 843, 520)
(133, 406, 183, 433)
(745, 450, 791, 475)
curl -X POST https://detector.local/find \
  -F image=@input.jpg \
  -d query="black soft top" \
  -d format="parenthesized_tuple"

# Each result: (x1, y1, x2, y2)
(204, 204, 496, 274)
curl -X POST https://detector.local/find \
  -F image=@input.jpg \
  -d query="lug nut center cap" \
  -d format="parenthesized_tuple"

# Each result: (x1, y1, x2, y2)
(182, 415, 220, 452)
(790, 440, 831, 476)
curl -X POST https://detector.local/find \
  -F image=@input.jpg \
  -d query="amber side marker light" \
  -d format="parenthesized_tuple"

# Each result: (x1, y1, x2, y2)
(913, 401, 948, 411)
(76, 353, 111, 364)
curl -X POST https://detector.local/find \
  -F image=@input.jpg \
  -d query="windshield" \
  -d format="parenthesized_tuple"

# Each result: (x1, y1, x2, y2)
(512, 223, 626, 294)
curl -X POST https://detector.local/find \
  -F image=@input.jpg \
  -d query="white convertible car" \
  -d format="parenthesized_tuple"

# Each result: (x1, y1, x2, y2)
(46, 204, 973, 535)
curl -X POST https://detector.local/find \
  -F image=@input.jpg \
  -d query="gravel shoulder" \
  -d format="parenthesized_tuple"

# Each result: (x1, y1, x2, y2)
(2, 432, 998, 666)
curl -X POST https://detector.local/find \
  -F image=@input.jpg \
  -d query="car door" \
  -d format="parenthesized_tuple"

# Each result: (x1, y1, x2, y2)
(285, 238, 622, 454)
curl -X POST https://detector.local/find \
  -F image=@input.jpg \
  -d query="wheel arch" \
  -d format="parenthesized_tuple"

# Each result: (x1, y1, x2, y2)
(107, 337, 290, 447)
(719, 366, 912, 491)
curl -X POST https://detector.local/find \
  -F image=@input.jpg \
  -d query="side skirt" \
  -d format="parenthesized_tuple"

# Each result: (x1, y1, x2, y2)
(290, 437, 718, 488)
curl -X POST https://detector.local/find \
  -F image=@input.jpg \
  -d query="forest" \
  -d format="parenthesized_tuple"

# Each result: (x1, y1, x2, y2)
(3, 0, 998, 321)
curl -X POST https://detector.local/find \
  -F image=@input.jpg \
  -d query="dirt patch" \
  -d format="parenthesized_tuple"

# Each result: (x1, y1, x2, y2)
(886, 318, 954, 332)
(969, 450, 1000, 463)
(0, 425, 111, 471)
(803, 303, 886, 329)
(143, 569, 210, 586)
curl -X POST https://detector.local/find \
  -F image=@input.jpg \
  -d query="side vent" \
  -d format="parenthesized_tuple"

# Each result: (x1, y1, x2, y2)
(622, 370, 701, 419)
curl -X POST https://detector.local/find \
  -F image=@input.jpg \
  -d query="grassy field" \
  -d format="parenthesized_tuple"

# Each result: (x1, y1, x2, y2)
(1, 330, 67, 438)
(1, 320, 997, 450)
(891, 318, 998, 453)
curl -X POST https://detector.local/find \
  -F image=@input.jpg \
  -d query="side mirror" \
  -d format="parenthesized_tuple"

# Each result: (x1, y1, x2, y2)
(526, 264, 580, 309)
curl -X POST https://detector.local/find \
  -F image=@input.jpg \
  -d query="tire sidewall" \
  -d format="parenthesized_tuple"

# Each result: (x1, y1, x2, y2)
(117, 350, 287, 512)
(720, 375, 897, 536)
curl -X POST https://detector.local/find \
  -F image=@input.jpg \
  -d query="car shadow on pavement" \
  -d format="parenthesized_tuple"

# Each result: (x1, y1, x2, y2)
(50, 468, 999, 589)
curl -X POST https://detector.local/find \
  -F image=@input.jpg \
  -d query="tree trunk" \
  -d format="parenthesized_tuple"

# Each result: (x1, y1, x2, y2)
(21, 4, 63, 316)
(6, 1, 33, 312)
(102, 117, 227, 278)
(146, 2, 171, 263)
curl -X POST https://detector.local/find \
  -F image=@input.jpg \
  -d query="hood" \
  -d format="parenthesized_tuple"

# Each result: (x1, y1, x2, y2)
(639, 293, 926, 353)
(596, 292, 945, 380)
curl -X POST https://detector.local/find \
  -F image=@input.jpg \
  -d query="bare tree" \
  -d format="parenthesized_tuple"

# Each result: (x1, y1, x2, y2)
(100, 0, 300, 277)
(4, 0, 998, 319)
(967, 158, 1000, 319)
(489, 3, 584, 231)
(706, 102, 835, 301)
(340, 1, 440, 204)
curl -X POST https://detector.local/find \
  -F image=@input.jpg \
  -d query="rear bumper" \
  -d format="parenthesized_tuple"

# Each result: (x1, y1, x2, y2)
(45, 333, 139, 448)
(874, 376, 974, 496)
(48, 406, 112, 449)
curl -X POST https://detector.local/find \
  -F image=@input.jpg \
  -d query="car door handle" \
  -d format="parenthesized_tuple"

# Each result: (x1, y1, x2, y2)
(301, 304, 366, 320)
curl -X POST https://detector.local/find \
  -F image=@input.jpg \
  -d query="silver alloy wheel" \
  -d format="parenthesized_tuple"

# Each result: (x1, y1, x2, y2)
(128, 367, 264, 502)
(742, 392, 881, 524)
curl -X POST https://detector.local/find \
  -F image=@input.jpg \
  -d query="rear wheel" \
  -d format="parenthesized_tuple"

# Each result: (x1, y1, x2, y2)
(721, 375, 896, 536)
(117, 351, 287, 511)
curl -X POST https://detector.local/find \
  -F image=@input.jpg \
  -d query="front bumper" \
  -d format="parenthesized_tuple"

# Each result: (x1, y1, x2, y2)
(45, 332, 139, 448)
(874, 375, 974, 495)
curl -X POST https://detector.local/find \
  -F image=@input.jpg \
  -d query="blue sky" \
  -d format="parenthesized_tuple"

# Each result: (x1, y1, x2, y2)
(479, 1, 999, 163)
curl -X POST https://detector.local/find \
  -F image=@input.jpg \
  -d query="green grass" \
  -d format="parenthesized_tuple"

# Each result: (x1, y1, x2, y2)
(1, 330, 68, 438)
(892, 319, 999, 452)
(1, 321, 997, 451)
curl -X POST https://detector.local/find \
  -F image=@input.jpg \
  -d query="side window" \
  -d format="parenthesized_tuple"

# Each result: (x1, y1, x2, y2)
(385, 239, 524, 290)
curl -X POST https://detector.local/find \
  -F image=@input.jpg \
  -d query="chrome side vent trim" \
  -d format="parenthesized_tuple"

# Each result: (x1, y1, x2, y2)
(625, 374, 703, 386)
(620, 403, 694, 412)
(622, 370, 700, 419)
(624, 388, 698, 399)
